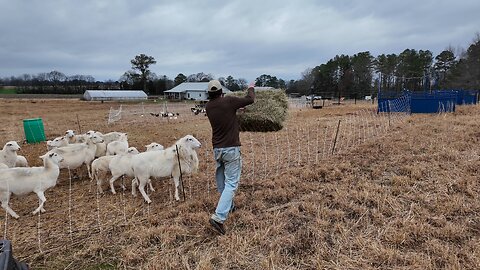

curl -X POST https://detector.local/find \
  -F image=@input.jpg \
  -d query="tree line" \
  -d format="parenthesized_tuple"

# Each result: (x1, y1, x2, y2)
(288, 34, 480, 98)
(1, 34, 479, 97)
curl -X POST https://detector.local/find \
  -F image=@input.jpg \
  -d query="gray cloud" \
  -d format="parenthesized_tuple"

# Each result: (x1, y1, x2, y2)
(0, 0, 478, 82)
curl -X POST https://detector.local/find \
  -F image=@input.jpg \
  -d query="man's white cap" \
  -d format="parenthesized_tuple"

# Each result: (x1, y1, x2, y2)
(208, 80, 223, 92)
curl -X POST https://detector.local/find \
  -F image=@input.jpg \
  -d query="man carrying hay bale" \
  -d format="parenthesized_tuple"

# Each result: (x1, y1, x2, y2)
(206, 79, 255, 235)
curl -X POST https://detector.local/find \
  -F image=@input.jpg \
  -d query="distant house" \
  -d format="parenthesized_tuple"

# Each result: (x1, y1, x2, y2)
(164, 82, 231, 101)
(83, 90, 147, 101)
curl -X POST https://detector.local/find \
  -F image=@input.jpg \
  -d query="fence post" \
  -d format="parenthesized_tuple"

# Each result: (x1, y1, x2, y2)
(332, 120, 341, 155)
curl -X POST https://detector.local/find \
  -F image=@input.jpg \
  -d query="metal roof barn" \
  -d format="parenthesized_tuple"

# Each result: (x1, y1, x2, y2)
(164, 82, 231, 101)
(83, 90, 148, 101)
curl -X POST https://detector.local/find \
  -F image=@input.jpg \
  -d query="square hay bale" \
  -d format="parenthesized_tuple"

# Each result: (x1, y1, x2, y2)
(229, 89, 288, 132)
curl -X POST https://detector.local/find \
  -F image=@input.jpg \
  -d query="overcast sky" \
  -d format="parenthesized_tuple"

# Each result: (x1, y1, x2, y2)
(1, 0, 479, 82)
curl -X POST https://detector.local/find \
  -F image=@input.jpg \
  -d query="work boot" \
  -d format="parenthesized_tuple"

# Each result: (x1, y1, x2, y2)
(209, 218, 226, 235)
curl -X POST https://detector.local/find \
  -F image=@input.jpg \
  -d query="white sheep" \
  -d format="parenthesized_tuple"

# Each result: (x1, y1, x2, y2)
(85, 131, 107, 157)
(107, 147, 143, 194)
(131, 135, 201, 203)
(107, 143, 164, 194)
(46, 135, 69, 150)
(0, 152, 63, 218)
(91, 155, 115, 193)
(106, 133, 128, 156)
(47, 134, 104, 179)
(15, 155, 28, 167)
(95, 141, 107, 157)
(0, 141, 21, 168)
(91, 131, 125, 146)
(0, 163, 8, 169)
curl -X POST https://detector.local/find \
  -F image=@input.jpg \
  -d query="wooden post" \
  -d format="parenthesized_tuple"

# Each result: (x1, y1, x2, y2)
(332, 120, 341, 155)
(175, 145, 186, 201)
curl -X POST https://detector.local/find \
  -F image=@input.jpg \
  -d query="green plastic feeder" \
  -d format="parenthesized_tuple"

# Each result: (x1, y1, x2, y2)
(23, 118, 46, 143)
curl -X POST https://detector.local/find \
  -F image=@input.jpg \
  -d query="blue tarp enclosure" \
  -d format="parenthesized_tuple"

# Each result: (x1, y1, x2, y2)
(378, 89, 478, 114)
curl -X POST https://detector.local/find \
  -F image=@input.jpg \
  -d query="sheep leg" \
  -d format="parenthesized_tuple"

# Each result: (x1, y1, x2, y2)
(172, 175, 180, 201)
(131, 178, 138, 196)
(148, 179, 155, 192)
(138, 178, 152, 204)
(87, 163, 93, 179)
(109, 175, 120, 194)
(1, 193, 19, 219)
(120, 176, 126, 191)
(32, 191, 47, 215)
(95, 170, 104, 194)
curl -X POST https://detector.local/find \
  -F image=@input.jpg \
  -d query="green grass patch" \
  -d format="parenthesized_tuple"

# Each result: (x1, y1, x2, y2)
(0, 87, 17, 94)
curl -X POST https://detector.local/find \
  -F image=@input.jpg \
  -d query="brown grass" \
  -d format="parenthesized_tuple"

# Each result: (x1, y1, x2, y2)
(0, 98, 479, 269)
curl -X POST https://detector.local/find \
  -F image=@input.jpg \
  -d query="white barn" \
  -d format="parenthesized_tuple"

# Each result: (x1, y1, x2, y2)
(83, 90, 148, 101)
(164, 82, 231, 101)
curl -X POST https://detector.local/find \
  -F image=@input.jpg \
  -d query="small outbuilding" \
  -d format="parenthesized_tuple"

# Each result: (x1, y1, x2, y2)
(83, 90, 148, 101)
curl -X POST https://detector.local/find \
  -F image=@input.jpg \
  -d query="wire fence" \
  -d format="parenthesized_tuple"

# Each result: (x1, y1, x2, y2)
(0, 96, 412, 265)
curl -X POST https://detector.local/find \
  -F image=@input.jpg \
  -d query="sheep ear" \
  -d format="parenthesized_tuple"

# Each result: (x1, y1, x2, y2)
(39, 154, 46, 159)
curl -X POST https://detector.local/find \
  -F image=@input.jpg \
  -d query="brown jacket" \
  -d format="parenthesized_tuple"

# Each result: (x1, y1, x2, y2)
(206, 89, 254, 148)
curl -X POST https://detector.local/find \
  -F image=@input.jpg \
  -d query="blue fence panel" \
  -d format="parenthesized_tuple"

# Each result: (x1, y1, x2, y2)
(377, 90, 410, 113)
(455, 90, 478, 105)
(408, 91, 456, 113)
(377, 89, 478, 114)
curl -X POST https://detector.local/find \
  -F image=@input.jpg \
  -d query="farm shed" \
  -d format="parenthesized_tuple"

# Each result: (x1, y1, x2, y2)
(164, 82, 231, 101)
(83, 90, 147, 101)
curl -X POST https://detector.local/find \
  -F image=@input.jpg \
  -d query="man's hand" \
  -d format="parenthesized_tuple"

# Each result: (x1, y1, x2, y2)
(246, 82, 255, 100)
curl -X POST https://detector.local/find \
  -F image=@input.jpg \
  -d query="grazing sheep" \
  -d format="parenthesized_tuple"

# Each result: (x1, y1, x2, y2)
(15, 155, 28, 167)
(106, 133, 128, 156)
(0, 152, 63, 218)
(131, 135, 201, 203)
(0, 163, 8, 169)
(46, 135, 69, 150)
(47, 134, 104, 179)
(107, 147, 140, 194)
(0, 141, 21, 168)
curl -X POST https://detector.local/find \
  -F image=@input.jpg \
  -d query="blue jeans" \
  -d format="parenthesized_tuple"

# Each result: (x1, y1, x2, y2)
(211, 146, 242, 224)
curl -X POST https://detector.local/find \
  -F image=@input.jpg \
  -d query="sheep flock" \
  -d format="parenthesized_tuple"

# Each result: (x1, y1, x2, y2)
(0, 130, 201, 219)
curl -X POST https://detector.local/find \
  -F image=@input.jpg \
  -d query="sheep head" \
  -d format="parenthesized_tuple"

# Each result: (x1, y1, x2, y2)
(65, 130, 75, 138)
(47, 136, 66, 147)
(145, 142, 164, 151)
(89, 134, 104, 144)
(181, 135, 201, 149)
(39, 152, 64, 164)
(4, 141, 20, 152)
(127, 147, 139, 154)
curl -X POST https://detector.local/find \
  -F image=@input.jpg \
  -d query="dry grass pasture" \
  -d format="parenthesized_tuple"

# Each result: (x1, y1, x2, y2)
(0, 98, 479, 269)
